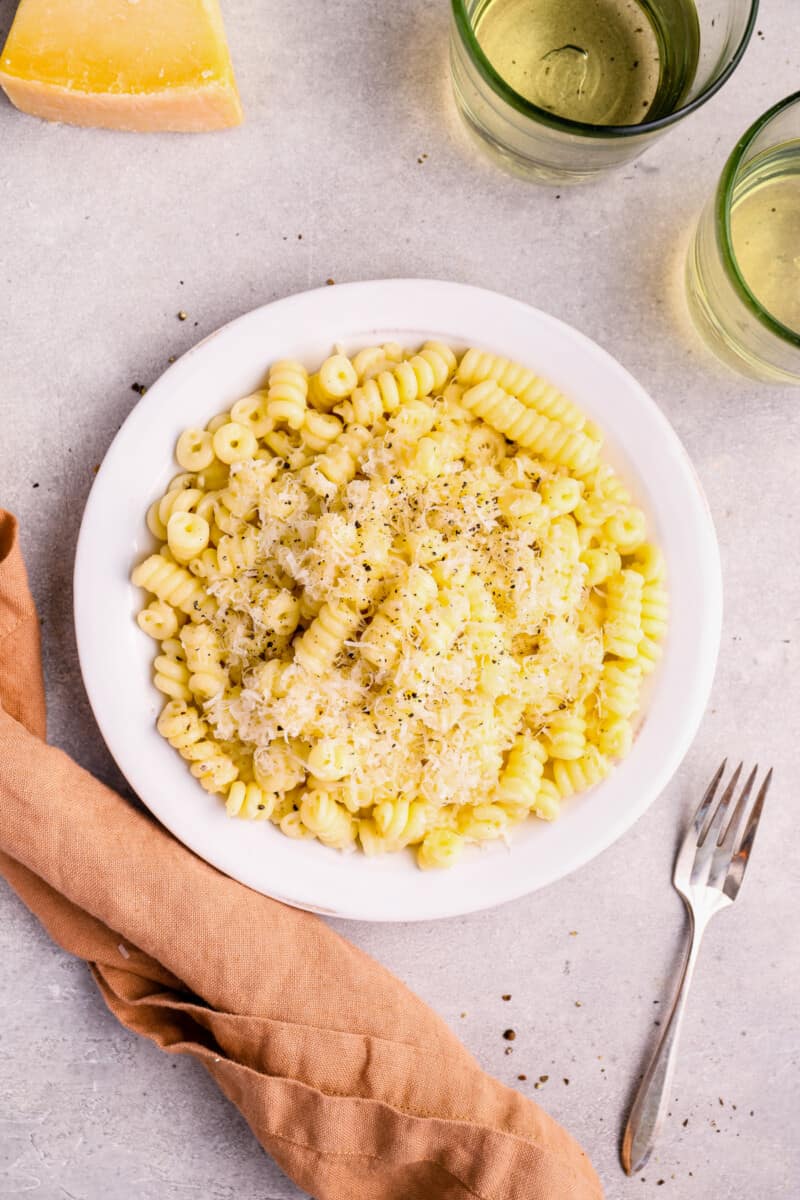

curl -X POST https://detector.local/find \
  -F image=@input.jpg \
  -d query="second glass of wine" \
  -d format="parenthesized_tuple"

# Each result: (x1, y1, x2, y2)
(686, 92, 800, 385)
(449, 0, 759, 183)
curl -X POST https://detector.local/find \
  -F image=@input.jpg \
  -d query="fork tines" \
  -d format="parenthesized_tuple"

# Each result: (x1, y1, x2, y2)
(676, 760, 773, 899)
(697, 761, 771, 851)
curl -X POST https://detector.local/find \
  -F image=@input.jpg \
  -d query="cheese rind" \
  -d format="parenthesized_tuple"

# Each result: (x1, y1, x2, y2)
(0, 0, 243, 132)
(0, 75, 243, 132)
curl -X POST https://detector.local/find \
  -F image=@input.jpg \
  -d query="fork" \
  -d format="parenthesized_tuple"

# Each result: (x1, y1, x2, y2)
(621, 760, 773, 1176)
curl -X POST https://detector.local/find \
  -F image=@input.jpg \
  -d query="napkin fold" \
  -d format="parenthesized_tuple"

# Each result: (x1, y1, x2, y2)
(0, 510, 603, 1200)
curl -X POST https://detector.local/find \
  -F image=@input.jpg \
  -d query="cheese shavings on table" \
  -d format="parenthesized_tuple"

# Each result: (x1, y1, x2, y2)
(131, 341, 668, 868)
(0, 0, 243, 132)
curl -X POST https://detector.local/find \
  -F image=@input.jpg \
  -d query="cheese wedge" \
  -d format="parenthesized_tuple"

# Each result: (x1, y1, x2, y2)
(0, 0, 243, 132)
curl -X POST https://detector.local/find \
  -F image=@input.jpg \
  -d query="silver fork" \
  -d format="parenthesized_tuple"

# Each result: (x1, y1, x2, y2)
(621, 760, 773, 1176)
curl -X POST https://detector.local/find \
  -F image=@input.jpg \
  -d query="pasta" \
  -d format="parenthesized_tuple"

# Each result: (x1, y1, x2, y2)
(153, 638, 191, 701)
(132, 342, 668, 868)
(457, 347, 587, 430)
(131, 553, 211, 618)
(137, 599, 181, 641)
(266, 360, 308, 429)
(603, 569, 644, 659)
(460, 380, 599, 473)
(157, 700, 238, 793)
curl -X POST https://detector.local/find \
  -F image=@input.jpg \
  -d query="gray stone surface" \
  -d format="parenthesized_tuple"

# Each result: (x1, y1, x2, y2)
(1, 2, 798, 1197)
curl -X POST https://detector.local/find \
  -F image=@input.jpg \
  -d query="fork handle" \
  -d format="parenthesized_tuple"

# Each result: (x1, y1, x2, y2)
(621, 908, 708, 1176)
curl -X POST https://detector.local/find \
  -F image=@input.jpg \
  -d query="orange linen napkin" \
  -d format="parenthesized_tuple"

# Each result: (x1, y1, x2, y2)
(0, 509, 603, 1200)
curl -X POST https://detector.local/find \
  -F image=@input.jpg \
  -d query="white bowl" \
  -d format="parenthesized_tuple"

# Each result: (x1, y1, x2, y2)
(74, 280, 722, 921)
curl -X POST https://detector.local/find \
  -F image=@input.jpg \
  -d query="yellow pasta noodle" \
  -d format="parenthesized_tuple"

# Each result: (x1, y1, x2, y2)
(230, 392, 273, 438)
(545, 706, 587, 760)
(131, 553, 212, 618)
(153, 638, 191, 701)
(226, 780, 276, 820)
(300, 790, 355, 848)
(317, 354, 357, 401)
(266, 360, 309, 429)
(461, 380, 599, 473)
(176, 428, 216, 472)
(417, 829, 465, 870)
(604, 569, 644, 659)
(457, 347, 586, 430)
(137, 599, 181, 641)
(212, 421, 258, 465)
(157, 700, 238, 794)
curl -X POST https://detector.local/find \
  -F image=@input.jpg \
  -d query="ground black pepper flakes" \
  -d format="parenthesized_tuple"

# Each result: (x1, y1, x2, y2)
(503, 1029, 516, 1041)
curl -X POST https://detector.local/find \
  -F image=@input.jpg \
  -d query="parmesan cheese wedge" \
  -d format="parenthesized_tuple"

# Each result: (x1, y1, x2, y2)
(0, 0, 243, 132)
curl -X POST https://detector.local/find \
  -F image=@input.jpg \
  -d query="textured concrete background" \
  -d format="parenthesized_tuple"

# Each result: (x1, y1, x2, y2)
(1, 2, 798, 1197)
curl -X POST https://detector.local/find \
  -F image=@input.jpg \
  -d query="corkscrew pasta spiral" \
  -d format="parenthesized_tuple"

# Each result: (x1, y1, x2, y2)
(131, 554, 211, 617)
(496, 733, 547, 809)
(457, 347, 587, 430)
(293, 600, 359, 676)
(137, 599, 181, 641)
(226, 780, 276, 820)
(153, 638, 191, 701)
(371, 798, 430, 847)
(461, 380, 599, 473)
(147, 486, 216, 540)
(157, 700, 238, 793)
(300, 791, 355, 848)
(545, 707, 587, 760)
(551, 745, 610, 799)
(266, 360, 309, 429)
(603, 569, 644, 659)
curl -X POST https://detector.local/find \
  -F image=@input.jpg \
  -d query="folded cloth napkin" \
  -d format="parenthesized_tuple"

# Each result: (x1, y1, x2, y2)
(0, 510, 603, 1200)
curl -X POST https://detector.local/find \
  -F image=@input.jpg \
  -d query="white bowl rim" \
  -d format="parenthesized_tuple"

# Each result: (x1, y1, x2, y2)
(74, 279, 722, 922)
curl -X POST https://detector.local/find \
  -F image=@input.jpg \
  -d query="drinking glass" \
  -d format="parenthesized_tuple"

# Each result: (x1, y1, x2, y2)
(686, 92, 800, 385)
(449, 0, 759, 183)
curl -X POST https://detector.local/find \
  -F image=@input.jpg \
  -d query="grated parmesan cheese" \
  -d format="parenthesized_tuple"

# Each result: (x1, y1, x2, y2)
(133, 343, 667, 865)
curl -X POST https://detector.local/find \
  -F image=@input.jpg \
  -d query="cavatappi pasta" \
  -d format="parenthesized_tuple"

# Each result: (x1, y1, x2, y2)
(132, 342, 667, 868)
